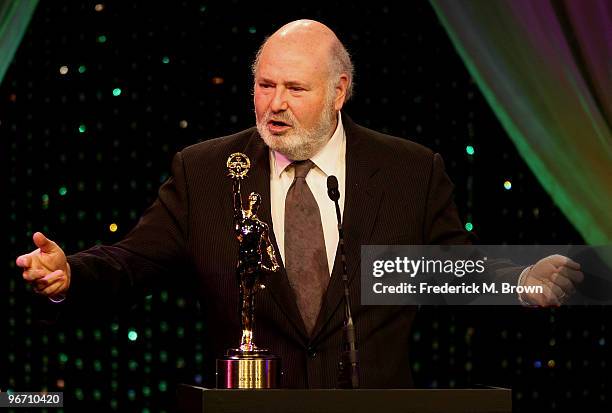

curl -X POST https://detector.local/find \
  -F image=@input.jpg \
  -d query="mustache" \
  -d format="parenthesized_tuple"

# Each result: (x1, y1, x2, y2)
(261, 110, 297, 126)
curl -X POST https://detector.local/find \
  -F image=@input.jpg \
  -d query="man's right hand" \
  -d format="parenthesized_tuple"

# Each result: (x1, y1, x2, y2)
(16, 232, 71, 299)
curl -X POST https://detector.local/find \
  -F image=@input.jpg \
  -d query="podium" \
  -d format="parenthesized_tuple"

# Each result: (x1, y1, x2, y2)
(177, 384, 511, 413)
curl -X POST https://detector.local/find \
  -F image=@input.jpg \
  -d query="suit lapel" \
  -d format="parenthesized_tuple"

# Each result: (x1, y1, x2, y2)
(241, 132, 310, 342)
(310, 114, 384, 341)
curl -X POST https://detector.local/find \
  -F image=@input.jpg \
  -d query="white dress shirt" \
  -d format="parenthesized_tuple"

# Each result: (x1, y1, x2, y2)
(269, 113, 346, 276)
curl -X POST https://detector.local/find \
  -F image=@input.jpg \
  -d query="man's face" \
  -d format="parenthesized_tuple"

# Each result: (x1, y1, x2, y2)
(254, 41, 338, 160)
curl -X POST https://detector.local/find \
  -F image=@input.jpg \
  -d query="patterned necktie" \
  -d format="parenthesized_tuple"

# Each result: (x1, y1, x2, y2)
(284, 160, 330, 335)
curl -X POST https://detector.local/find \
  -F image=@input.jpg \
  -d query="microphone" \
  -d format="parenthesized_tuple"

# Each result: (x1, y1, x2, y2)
(327, 175, 359, 389)
(327, 175, 340, 202)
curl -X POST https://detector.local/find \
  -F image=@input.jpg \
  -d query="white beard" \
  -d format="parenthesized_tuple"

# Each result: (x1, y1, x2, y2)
(256, 95, 337, 161)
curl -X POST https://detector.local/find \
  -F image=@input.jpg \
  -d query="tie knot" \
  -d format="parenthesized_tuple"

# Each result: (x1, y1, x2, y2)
(292, 160, 314, 179)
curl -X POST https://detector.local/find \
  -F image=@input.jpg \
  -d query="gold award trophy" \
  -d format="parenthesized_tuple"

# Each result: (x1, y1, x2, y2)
(216, 153, 281, 388)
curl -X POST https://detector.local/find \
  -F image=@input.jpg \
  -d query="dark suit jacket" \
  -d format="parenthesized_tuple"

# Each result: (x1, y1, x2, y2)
(66, 114, 473, 388)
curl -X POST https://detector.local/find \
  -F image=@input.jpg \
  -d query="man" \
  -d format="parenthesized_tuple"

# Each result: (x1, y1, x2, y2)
(16, 20, 583, 388)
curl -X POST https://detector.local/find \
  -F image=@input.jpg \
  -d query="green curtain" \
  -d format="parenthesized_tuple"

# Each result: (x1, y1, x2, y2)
(0, 0, 38, 84)
(431, 0, 612, 244)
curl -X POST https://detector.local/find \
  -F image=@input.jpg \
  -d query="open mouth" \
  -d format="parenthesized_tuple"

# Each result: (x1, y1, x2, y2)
(267, 119, 292, 133)
(268, 120, 291, 127)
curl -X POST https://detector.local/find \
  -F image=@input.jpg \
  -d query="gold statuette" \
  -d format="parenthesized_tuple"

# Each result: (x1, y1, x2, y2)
(216, 153, 281, 389)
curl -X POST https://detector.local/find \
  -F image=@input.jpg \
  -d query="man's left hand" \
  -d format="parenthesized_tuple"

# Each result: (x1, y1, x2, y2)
(520, 254, 584, 306)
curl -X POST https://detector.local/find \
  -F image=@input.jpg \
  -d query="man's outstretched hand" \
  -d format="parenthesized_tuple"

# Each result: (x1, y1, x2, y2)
(16, 232, 71, 299)
(521, 254, 583, 306)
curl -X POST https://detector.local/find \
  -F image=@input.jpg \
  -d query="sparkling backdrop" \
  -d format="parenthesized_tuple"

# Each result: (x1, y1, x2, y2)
(4, 1, 608, 412)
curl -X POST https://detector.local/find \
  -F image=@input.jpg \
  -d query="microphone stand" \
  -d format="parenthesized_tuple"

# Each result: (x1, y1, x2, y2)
(327, 176, 359, 389)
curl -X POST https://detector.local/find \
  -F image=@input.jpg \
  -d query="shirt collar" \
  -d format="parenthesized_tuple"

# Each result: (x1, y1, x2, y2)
(271, 112, 345, 178)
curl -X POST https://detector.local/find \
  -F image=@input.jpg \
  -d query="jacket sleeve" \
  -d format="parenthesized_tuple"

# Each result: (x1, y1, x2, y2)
(423, 153, 473, 245)
(423, 153, 524, 294)
(65, 151, 191, 310)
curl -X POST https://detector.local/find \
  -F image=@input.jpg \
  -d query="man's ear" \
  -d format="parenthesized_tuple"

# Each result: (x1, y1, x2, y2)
(334, 74, 349, 111)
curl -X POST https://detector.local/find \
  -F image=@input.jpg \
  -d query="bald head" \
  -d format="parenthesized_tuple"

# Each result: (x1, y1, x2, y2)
(272, 19, 338, 50)
(252, 19, 354, 101)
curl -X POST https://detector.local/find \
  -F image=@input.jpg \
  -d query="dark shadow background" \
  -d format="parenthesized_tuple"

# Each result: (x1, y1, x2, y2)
(3, 1, 609, 411)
